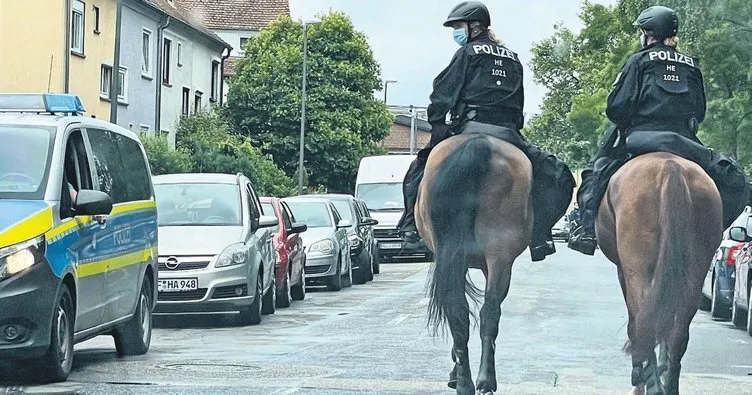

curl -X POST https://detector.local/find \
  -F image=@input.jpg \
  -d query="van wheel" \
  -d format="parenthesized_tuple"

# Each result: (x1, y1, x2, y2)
(114, 279, 153, 356)
(38, 285, 74, 383)
(239, 271, 263, 325)
(262, 271, 276, 315)
(276, 267, 292, 308)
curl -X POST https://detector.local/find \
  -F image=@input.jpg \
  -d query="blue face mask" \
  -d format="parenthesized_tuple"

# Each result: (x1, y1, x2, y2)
(453, 28, 467, 46)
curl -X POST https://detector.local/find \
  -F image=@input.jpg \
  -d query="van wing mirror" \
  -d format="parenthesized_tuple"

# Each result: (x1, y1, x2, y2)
(74, 190, 113, 217)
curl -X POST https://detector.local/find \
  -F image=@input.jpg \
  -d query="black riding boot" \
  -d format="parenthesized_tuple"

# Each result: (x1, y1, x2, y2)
(567, 169, 597, 255)
(397, 154, 428, 248)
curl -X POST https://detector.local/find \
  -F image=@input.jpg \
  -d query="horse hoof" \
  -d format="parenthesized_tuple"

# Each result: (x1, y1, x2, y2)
(448, 379, 457, 389)
(629, 386, 645, 395)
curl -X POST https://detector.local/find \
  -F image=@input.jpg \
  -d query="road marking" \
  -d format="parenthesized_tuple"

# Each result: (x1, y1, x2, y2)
(388, 314, 410, 326)
(270, 388, 301, 395)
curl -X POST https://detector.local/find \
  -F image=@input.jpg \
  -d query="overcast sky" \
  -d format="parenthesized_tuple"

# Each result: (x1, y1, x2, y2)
(289, 0, 618, 116)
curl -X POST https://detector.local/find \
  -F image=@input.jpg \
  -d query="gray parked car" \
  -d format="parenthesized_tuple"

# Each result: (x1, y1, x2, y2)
(295, 194, 379, 284)
(282, 197, 353, 291)
(152, 173, 278, 325)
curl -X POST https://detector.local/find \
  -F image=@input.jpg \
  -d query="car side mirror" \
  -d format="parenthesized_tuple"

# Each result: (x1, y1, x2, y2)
(74, 189, 113, 217)
(289, 222, 308, 234)
(258, 215, 278, 228)
(360, 217, 378, 226)
(337, 219, 352, 228)
(729, 226, 750, 242)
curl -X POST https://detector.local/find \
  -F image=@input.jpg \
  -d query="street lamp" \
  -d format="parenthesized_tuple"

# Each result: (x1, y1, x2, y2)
(384, 80, 397, 103)
(298, 20, 320, 196)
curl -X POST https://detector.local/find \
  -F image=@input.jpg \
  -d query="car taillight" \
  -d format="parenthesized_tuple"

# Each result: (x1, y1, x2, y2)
(726, 243, 744, 265)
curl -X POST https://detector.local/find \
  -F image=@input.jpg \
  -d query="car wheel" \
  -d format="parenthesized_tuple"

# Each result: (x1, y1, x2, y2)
(38, 285, 74, 383)
(343, 256, 353, 288)
(711, 274, 731, 320)
(113, 278, 153, 356)
(239, 271, 263, 325)
(747, 291, 752, 337)
(262, 270, 276, 315)
(327, 259, 342, 291)
(732, 289, 747, 328)
(291, 259, 306, 301)
(276, 266, 292, 308)
(353, 253, 370, 285)
(366, 253, 374, 282)
(372, 249, 381, 274)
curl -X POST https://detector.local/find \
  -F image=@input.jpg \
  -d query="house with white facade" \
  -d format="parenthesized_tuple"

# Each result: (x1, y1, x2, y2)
(180, 0, 290, 103)
(141, 0, 232, 147)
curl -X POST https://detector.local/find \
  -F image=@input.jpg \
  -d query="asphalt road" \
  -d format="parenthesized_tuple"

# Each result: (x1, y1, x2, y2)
(4, 244, 752, 394)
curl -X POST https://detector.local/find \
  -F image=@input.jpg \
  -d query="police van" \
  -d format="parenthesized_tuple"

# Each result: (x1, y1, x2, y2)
(0, 93, 158, 382)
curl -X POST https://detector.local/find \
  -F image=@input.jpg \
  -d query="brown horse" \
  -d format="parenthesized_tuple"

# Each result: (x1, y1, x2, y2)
(596, 152, 723, 395)
(416, 133, 534, 395)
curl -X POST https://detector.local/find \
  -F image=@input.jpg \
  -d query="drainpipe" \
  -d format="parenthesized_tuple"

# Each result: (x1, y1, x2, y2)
(155, 15, 171, 134)
(219, 47, 231, 106)
(109, 0, 124, 123)
(64, 0, 72, 93)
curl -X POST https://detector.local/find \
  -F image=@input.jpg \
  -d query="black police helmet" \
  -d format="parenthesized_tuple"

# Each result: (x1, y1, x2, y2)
(633, 6, 679, 39)
(443, 1, 491, 27)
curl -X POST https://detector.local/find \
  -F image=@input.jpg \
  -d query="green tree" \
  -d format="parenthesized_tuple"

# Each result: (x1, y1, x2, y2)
(226, 12, 391, 193)
(141, 135, 193, 175)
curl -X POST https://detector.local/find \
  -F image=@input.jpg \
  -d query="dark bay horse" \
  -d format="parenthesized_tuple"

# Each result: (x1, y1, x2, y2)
(596, 152, 723, 395)
(416, 133, 534, 395)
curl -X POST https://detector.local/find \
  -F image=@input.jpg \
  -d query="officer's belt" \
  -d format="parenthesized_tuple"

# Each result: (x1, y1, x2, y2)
(464, 108, 521, 130)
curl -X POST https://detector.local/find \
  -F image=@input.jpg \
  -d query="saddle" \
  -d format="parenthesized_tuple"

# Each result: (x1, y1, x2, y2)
(592, 130, 749, 229)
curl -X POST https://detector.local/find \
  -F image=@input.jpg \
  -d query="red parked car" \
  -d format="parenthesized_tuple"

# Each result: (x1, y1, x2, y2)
(260, 197, 308, 307)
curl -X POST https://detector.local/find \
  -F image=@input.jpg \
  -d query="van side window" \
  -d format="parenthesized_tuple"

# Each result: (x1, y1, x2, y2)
(87, 129, 128, 204)
(117, 137, 151, 201)
(61, 130, 93, 219)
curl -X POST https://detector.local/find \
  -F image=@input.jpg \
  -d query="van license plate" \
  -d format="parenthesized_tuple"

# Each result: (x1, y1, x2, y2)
(158, 278, 198, 292)
(380, 242, 402, 250)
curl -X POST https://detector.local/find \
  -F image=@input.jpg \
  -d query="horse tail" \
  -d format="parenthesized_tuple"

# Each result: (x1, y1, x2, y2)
(426, 135, 490, 335)
(628, 160, 691, 359)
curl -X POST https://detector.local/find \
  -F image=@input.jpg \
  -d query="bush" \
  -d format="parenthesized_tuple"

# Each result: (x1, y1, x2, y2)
(144, 111, 296, 197)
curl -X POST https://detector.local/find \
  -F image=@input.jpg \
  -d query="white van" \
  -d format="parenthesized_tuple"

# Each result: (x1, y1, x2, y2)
(354, 155, 431, 261)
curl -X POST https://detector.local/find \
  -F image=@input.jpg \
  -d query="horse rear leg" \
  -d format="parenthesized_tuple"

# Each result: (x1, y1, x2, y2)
(476, 262, 513, 394)
(447, 293, 474, 395)
(662, 294, 699, 395)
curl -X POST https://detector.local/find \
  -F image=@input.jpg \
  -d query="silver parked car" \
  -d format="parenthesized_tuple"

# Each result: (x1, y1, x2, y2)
(282, 197, 353, 291)
(152, 173, 278, 325)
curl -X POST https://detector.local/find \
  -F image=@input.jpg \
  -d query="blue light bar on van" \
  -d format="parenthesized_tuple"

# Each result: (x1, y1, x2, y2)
(0, 93, 86, 115)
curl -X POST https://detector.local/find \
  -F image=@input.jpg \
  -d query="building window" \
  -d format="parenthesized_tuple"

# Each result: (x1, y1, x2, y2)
(93, 5, 100, 34)
(142, 29, 152, 77)
(138, 125, 150, 137)
(240, 37, 249, 50)
(182, 87, 190, 116)
(162, 38, 172, 85)
(194, 91, 202, 114)
(71, 0, 85, 54)
(117, 67, 128, 102)
(210, 60, 220, 102)
(100, 65, 112, 97)
(177, 42, 183, 67)
(100, 65, 128, 103)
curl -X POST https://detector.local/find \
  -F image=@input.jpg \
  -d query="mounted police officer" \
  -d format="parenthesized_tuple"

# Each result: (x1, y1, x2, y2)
(398, 1, 575, 262)
(568, 6, 746, 255)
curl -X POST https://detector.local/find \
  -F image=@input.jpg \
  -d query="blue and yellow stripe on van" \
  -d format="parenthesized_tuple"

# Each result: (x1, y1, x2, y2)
(0, 201, 54, 248)
(0, 199, 157, 279)
(45, 200, 158, 279)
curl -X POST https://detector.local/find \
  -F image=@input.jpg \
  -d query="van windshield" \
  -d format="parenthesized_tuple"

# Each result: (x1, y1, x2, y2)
(356, 183, 404, 211)
(0, 125, 54, 200)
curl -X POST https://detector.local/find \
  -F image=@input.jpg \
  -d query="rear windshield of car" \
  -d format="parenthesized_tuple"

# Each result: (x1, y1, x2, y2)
(285, 201, 332, 228)
(154, 183, 242, 226)
(329, 199, 354, 222)
(0, 125, 54, 200)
